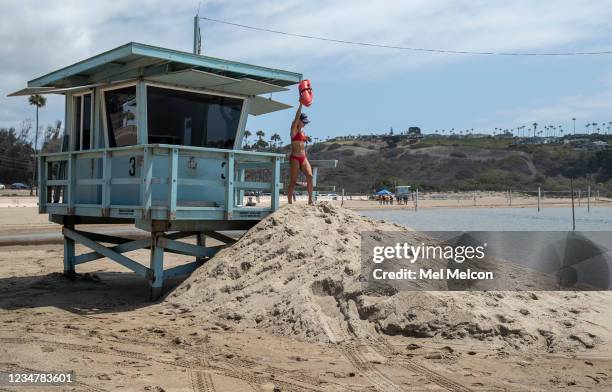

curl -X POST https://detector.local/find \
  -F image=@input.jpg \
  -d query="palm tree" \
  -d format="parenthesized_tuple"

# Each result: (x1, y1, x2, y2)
(253, 130, 266, 150)
(256, 130, 265, 142)
(28, 94, 46, 196)
(243, 129, 252, 146)
(572, 118, 576, 135)
(270, 133, 281, 150)
(532, 122, 538, 138)
(592, 122, 598, 135)
(585, 123, 590, 134)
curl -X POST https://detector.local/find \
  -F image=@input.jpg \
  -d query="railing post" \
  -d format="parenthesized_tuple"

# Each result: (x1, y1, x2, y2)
(225, 152, 235, 219)
(141, 147, 153, 220)
(168, 148, 178, 220)
(67, 153, 76, 215)
(102, 151, 112, 217)
(38, 156, 47, 213)
(237, 167, 245, 206)
(271, 156, 280, 211)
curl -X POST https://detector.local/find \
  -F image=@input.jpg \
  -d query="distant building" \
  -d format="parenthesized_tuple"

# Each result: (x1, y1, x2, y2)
(407, 127, 422, 137)
(566, 138, 609, 150)
(591, 140, 609, 150)
(542, 137, 561, 144)
(564, 138, 589, 145)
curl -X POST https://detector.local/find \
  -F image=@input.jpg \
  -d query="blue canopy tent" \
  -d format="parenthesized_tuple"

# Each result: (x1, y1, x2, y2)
(376, 189, 393, 196)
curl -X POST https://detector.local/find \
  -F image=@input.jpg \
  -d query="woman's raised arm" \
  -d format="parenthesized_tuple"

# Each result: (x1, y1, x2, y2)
(291, 103, 303, 131)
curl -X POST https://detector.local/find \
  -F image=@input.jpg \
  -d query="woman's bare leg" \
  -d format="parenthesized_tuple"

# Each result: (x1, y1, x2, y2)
(287, 159, 300, 204)
(301, 159, 314, 205)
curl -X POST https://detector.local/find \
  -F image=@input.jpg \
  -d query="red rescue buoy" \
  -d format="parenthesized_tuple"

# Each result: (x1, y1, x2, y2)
(299, 79, 313, 107)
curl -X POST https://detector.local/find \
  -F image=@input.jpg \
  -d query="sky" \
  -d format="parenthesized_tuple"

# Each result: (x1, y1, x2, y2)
(1, 0, 612, 144)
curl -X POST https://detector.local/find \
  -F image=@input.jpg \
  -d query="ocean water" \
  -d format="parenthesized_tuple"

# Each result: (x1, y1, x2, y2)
(359, 206, 612, 289)
(359, 206, 612, 231)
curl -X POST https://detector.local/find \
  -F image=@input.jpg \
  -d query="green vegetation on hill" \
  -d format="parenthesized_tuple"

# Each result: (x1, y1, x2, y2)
(307, 136, 612, 194)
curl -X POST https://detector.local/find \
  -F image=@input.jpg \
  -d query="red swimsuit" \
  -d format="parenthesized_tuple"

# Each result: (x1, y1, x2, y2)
(290, 131, 307, 165)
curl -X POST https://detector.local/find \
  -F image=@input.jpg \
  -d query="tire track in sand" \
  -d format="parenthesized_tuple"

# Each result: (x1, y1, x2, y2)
(311, 303, 404, 392)
(370, 337, 474, 392)
(312, 299, 474, 392)
(0, 336, 324, 392)
(190, 370, 216, 392)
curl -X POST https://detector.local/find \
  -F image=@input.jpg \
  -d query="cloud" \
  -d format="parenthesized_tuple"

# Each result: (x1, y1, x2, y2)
(499, 89, 612, 130)
(1, 0, 612, 131)
(201, 0, 612, 73)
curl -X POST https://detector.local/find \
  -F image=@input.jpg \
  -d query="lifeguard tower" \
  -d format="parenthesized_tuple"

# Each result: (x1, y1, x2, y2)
(9, 42, 336, 298)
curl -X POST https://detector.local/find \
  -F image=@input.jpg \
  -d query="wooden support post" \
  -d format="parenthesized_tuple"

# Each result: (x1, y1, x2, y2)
(538, 186, 541, 212)
(38, 156, 47, 213)
(415, 188, 419, 212)
(149, 232, 165, 300)
(271, 156, 280, 211)
(196, 232, 206, 264)
(63, 222, 76, 279)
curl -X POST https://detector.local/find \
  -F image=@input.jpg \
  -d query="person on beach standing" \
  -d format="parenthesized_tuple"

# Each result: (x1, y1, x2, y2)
(287, 103, 314, 205)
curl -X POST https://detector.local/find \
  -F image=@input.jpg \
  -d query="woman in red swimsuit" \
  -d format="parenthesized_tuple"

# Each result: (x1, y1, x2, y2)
(287, 103, 314, 205)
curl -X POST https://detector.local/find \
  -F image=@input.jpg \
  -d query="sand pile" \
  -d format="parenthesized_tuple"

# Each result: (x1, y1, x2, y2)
(168, 203, 606, 353)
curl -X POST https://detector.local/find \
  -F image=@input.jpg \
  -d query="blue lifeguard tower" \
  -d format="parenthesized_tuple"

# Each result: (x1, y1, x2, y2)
(9, 42, 336, 298)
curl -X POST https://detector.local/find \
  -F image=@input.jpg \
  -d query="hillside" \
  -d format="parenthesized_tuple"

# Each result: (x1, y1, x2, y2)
(305, 135, 612, 193)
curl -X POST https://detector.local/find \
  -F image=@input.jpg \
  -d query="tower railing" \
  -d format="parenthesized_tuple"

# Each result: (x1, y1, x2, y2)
(38, 144, 284, 222)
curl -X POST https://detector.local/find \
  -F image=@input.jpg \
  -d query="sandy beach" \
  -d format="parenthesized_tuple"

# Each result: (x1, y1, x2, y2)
(0, 203, 611, 391)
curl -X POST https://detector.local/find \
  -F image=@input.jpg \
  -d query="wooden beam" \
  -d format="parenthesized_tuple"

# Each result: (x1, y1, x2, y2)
(203, 231, 237, 244)
(63, 228, 152, 279)
(74, 238, 150, 265)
